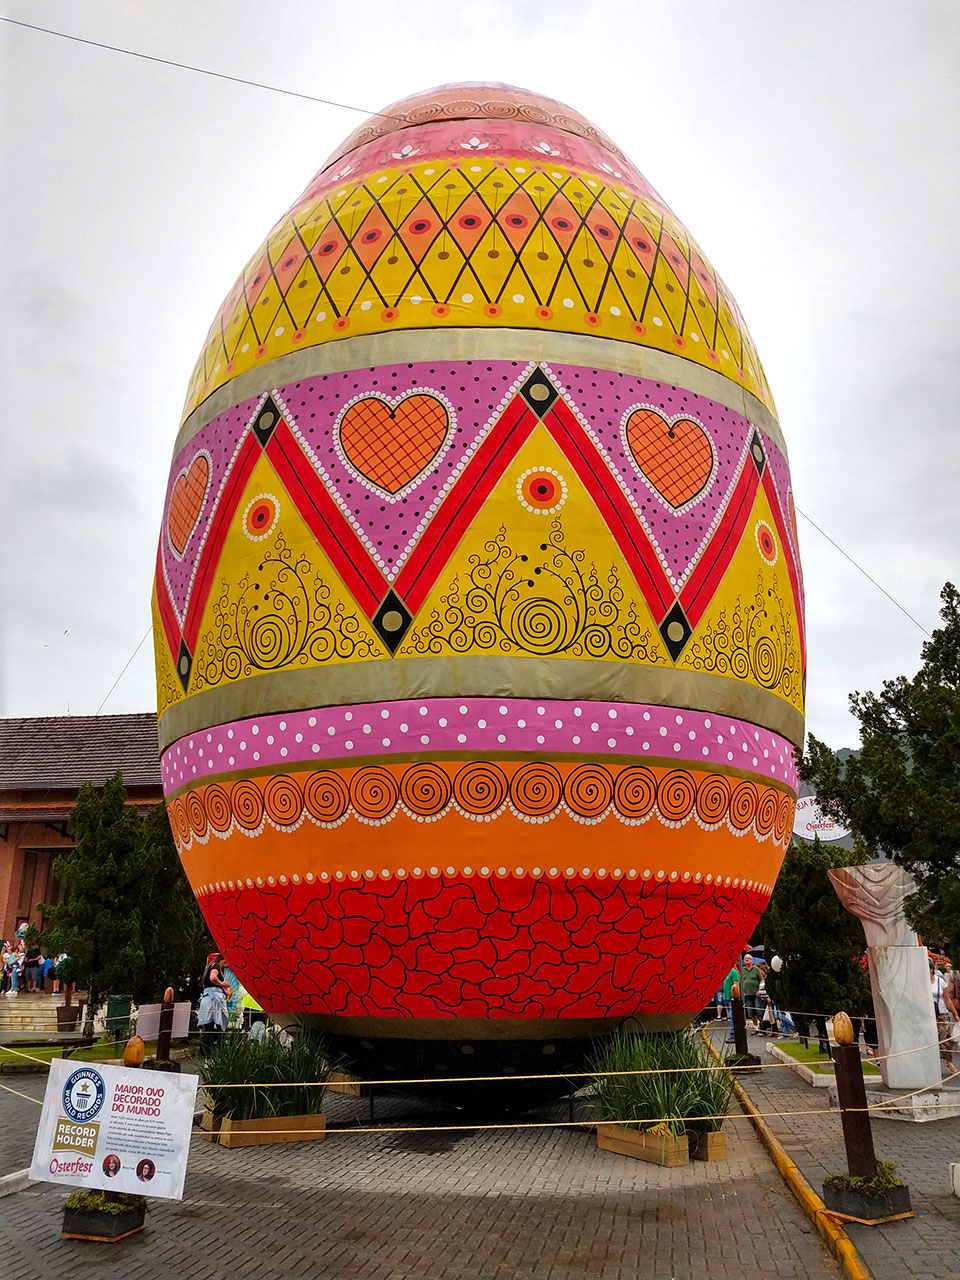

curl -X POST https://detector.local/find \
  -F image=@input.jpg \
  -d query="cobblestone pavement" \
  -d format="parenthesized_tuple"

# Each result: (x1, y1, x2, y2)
(1, 1061, 841, 1280)
(707, 1025, 960, 1280)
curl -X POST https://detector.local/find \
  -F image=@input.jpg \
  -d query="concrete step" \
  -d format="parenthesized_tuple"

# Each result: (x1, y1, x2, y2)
(1, 1019, 61, 1031)
(0, 994, 88, 1034)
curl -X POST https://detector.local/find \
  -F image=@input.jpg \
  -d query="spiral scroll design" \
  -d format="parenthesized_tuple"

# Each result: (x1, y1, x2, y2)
(609, 766, 656, 819)
(170, 762, 794, 849)
(264, 775, 303, 827)
(695, 774, 732, 826)
(169, 796, 191, 845)
(755, 788, 779, 837)
(453, 762, 509, 815)
(657, 771, 698, 822)
(774, 792, 794, 846)
(400, 763, 452, 818)
(304, 771, 350, 823)
(564, 765, 614, 818)
(729, 780, 761, 831)
(407, 520, 667, 665)
(231, 779, 265, 830)
(185, 791, 208, 839)
(350, 767, 400, 821)
(511, 763, 564, 816)
(680, 572, 800, 708)
(191, 530, 377, 691)
(204, 784, 233, 834)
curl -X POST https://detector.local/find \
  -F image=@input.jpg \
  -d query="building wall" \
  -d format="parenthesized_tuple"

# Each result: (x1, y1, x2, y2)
(0, 787, 163, 940)
(0, 812, 73, 940)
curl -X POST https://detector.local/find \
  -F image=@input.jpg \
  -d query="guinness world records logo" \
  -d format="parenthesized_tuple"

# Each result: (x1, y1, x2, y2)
(61, 1067, 106, 1121)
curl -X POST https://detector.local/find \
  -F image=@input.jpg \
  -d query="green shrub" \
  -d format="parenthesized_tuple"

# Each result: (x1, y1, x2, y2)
(64, 1189, 146, 1215)
(589, 1029, 733, 1137)
(200, 1031, 334, 1120)
(823, 1159, 903, 1197)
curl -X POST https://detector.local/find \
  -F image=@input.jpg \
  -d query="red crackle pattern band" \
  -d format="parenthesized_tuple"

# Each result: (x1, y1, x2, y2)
(200, 874, 765, 1020)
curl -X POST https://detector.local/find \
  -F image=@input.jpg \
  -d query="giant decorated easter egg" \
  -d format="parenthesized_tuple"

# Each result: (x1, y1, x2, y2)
(153, 84, 804, 1096)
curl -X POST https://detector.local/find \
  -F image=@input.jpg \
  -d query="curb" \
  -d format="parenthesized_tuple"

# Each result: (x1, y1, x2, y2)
(702, 1029, 873, 1280)
(0, 1169, 31, 1198)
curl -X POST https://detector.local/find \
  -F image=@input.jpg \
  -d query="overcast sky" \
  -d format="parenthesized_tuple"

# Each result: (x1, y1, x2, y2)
(2, 1, 957, 751)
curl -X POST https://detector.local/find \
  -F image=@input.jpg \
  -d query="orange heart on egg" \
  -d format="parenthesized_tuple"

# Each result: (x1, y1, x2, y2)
(624, 407, 714, 510)
(339, 393, 449, 494)
(167, 453, 210, 554)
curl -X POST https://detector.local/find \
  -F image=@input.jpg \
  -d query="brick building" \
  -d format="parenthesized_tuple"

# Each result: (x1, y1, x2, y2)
(0, 714, 162, 940)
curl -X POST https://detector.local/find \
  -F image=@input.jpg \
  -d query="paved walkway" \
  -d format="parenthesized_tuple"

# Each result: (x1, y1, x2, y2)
(706, 1024, 960, 1280)
(2, 1059, 840, 1280)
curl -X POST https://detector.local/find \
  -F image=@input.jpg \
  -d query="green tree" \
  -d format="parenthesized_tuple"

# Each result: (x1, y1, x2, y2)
(39, 772, 213, 1027)
(139, 801, 214, 1005)
(802, 582, 960, 955)
(760, 836, 873, 1048)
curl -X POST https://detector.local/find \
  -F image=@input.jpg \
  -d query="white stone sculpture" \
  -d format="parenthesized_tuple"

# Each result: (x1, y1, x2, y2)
(828, 862, 941, 1090)
(828, 863, 918, 947)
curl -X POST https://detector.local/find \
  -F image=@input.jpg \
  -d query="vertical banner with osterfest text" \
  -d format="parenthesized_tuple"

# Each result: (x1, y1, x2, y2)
(30, 1059, 198, 1199)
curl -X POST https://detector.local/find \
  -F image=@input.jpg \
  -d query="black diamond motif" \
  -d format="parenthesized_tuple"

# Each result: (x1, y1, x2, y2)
(748, 429, 766, 477)
(658, 602, 692, 662)
(176, 639, 193, 692)
(372, 590, 413, 655)
(252, 396, 282, 448)
(519, 367, 559, 418)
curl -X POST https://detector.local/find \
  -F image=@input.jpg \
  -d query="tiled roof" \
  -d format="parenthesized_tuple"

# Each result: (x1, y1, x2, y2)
(0, 714, 161, 791)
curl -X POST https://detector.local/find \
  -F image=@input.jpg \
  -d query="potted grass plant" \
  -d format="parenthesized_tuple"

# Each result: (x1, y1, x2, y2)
(61, 1189, 147, 1241)
(200, 1031, 333, 1148)
(822, 1160, 912, 1222)
(682, 1037, 734, 1161)
(590, 1030, 733, 1166)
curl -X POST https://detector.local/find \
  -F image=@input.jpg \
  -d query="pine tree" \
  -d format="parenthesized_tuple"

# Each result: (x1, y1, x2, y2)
(802, 582, 960, 953)
(39, 772, 214, 1027)
(760, 836, 873, 1047)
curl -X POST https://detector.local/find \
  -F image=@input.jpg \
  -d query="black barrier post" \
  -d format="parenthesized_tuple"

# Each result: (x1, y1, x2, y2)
(731, 993, 750, 1059)
(831, 1014, 877, 1178)
(156, 987, 175, 1063)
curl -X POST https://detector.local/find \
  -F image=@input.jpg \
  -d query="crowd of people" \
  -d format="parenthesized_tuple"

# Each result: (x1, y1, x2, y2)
(931, 955, 959, 1069)
(716, 953, 795, 1041)
(712, 947, 959, 1068)
(5, 925, 958, 1071)
(1, 929, 67, 997)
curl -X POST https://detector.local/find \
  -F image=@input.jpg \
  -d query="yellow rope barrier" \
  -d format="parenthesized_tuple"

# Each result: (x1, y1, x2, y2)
(1, 1028, 947, 1086)
(198, 1030, 952, 1089)
(190, 1092, 960, 1140)
(0, 1045, 70, 1066)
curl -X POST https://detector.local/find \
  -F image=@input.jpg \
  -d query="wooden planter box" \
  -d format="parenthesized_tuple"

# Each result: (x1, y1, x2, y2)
(198, 1106, 221, 1142)
(62, 1202, 146, 1241)
(218, 1112, 326, 1149)
(56, 1005, 79, 1032)
(327, 1071, 362, 1096)
(596, 1123, 689, 1167)
(686, 1129, 727, 1162)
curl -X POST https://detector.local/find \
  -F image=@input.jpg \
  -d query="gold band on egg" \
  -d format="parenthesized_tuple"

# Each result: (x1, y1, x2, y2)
(177, 327, 785, 458)
(157, 658, 804, 753)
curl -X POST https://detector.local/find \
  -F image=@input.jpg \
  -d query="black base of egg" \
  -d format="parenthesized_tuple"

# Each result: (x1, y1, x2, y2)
(289, 1012, 694, 1109)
